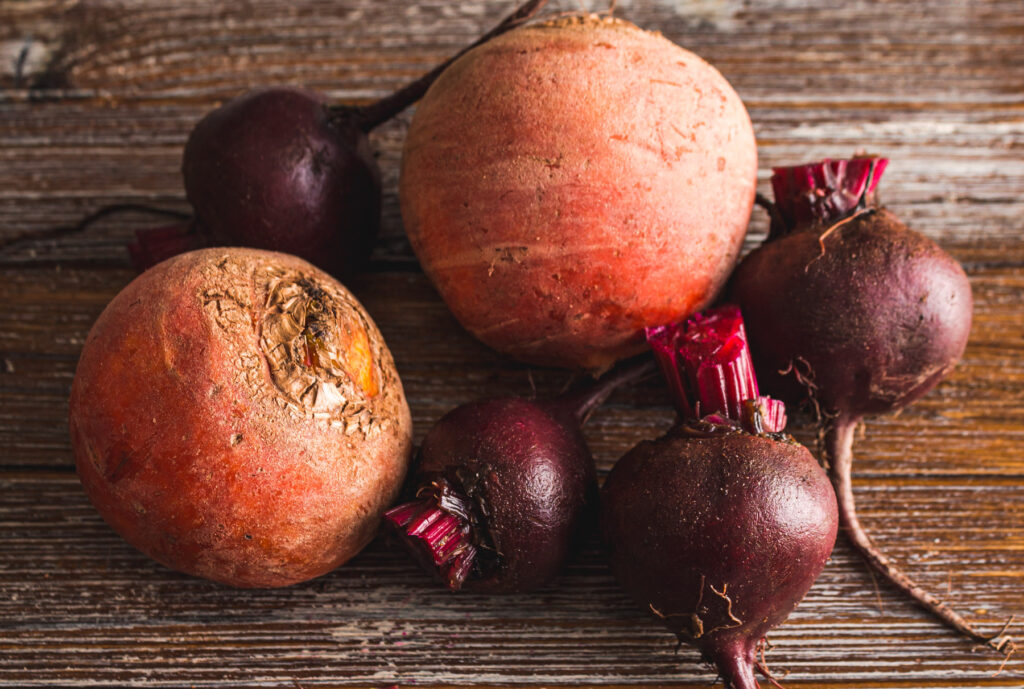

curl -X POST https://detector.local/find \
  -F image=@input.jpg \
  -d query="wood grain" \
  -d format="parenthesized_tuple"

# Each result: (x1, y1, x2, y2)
(1, 0, 1023, 686)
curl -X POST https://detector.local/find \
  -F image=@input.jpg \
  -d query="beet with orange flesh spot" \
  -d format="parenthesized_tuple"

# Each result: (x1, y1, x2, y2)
(601, 307, 837, 689)
(69, 248, 413, 588)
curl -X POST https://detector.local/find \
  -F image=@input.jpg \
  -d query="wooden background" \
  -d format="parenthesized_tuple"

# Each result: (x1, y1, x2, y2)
(2, 0, 1023, 686)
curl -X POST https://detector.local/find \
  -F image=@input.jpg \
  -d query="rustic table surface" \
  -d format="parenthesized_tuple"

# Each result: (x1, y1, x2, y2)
(2, 0, 1023, 687)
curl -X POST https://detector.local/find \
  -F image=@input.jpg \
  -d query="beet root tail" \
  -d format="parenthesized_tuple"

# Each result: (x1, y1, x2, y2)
(712, 645, 761, 689)
(826, 419, 1016, 656)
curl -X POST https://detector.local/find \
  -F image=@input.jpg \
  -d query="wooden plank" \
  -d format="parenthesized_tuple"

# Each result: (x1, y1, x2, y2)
(1, 0, 1023, 259)
(1, 474, 1022, 686)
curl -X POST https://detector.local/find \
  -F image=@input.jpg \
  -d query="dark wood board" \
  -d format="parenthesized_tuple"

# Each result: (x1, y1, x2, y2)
(1, 1, 1022, 686)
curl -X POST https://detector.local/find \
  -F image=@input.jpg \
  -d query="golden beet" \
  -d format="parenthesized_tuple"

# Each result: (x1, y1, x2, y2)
(69, 248, 412, 587)
(400, 16, 757, 372)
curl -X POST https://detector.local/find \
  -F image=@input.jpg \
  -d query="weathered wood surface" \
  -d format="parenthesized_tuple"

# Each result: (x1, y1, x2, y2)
(1, 0, 1023, 686)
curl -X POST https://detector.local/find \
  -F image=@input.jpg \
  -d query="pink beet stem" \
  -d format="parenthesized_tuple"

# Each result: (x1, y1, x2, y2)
(446, 546, 478, 586)
(645, 324, 694, 419)
(382, 501, 422, 527)
(757, 397, 787, 432)
(384, 491, 478, 589)
(770, 156, 888, 232)
(646, 306, 786, 434)
(405, 503, 443, 536)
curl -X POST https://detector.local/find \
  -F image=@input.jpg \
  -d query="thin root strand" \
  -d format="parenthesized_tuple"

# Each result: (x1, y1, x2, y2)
(0, 203, 191, 254)
(827, 419, 1018, 657)
(754, 637, 787, 689)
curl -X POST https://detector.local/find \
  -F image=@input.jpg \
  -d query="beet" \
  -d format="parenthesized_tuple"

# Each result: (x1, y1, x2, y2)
(399, 14, 757, 372)
(70, 248, 413, 587)
(602, 307, 837, 688)
(728, 157, 1012, 652)
(127, 0, 548, 276)
(732, 158, 972, 419)
(385, 357, 654, 593)
(180, 87, 382, 277)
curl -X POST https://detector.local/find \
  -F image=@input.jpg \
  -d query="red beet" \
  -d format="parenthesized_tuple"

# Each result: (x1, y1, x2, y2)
(180, 87, 382, 277)
(128, 0, 548, 276)
(602, 307, 837, 689)
(728, 157, 1010, 652)
(385, 357, 653, 593)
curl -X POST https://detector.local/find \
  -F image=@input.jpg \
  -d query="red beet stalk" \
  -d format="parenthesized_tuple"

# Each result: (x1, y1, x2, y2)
(646, 305, 786, 432)
(385, 478, 479, 588)
(769, 156, 887, 234)
(126, 222, 205, 270)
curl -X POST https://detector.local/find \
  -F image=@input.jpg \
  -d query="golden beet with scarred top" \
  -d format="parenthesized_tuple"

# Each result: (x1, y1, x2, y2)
(69, 248, 413, 587)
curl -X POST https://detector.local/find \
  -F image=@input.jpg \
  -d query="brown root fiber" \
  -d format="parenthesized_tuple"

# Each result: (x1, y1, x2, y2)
(826, 418, 1016, 656)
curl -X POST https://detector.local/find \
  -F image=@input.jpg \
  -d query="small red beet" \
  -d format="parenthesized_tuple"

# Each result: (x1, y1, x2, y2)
(602, 307, 837, 688)
(386, 358, 653, 593)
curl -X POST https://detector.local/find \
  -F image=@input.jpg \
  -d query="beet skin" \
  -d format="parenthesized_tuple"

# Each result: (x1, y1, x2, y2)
(602, 431, 837, 686)
(400, 15, 757, 372)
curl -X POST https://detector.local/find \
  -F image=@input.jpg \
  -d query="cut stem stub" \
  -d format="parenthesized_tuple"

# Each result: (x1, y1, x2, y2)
(385, 354, 651, 591)
(646, 305, 786, 434)
(384, 478, 481, 589)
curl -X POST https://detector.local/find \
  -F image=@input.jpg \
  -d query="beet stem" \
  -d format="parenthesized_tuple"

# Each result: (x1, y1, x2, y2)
(127, 222, 206, 271)
(827, 418, 1015, 655)
(344, 0, 549, 131)
(769, 156, 887, 235)
(646, 306, 786, 433)
(557, 355, 658, 426)
(384, 484, 479, 590)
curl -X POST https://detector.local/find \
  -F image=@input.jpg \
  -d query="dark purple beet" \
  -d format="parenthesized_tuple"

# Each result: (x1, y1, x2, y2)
(602, 306, 838, 689)
(728, 157, 1011, 653)
(731, 161, 972, 419)
(128, 0, 548, 276)
(385, 357, 653, 593)
(603, 433, 836, 688)
(181, 87, 381, 278)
